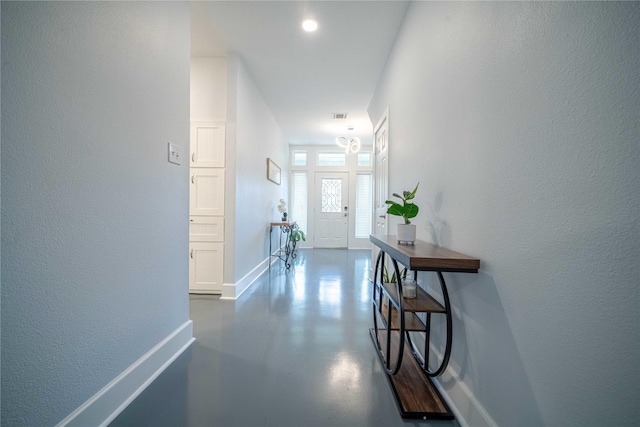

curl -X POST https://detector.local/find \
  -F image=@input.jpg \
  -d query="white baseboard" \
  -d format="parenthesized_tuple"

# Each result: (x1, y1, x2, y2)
(427, 344, 498, 427)
(57, 320, 195, 427)
(189, 289, 222, 295)
(220, 256, 271, 300)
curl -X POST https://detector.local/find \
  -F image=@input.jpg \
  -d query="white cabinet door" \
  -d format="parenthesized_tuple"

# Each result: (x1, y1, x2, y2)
(190, 168, 225, 216)
(189, 216, 224, 242)
(190, 122, 225, 168)
(189, 242, 223, 293)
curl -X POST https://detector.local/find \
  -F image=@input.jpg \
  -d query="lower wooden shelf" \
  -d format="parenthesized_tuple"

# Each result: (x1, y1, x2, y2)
(370, 328, 454, 420)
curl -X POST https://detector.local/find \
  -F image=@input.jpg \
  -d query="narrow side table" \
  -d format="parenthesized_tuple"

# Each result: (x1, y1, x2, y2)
(370, 234, 480, 419)
(269, 221, 298, 269)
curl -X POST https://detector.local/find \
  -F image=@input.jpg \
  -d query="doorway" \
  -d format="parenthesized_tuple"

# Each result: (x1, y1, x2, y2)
(374, 109, 389, 236)
(314, 172, 349, 248)
(373, 108, 389, 265)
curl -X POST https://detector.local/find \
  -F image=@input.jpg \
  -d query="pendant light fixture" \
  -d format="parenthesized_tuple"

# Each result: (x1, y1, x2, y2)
(335, 136, 361, 154)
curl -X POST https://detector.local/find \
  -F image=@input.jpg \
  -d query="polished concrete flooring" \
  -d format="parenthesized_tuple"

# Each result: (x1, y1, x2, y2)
(110, 249, 458, 427)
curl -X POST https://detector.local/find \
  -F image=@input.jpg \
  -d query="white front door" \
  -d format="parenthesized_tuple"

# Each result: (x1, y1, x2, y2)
(373, 109, 390, 273)
(314, 172, 349, 248)
(374, 108, 389, 236)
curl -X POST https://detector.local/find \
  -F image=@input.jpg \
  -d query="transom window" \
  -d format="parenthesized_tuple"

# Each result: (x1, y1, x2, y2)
(317, 152, 346, 166)
(357, 152, 371, 166)
(292, 151, 307, 166)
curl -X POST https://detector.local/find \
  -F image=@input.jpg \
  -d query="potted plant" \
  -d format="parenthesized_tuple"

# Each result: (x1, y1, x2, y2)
(385, 182, 419, 244)
(383, 265, 407, 284)
(277, 199, 287, 222)
(289, 228, 306, 243)
(287, 227, 305, 259)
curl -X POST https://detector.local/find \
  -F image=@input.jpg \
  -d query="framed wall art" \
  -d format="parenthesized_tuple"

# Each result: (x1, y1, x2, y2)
(267, 158, 281, 185)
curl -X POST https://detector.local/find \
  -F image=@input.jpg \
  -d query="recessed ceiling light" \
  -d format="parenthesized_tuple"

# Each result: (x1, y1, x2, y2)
(302, 19, 318, 32)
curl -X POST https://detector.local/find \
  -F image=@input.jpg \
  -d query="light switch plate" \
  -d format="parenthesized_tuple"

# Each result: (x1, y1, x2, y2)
(168, 142, 181, 165)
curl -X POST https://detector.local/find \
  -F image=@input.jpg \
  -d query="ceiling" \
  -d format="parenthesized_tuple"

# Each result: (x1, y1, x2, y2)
(191, 1, 409, 146)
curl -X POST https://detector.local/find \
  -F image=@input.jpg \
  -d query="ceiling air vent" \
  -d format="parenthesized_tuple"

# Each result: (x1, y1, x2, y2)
(332, 113, 348, 119)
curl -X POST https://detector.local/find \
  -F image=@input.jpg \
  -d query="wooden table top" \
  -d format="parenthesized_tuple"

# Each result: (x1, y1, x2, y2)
(270, 221, 296, 227)
(370, 234, 480, 273)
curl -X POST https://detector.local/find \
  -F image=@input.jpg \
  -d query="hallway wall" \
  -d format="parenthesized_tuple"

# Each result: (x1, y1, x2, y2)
(225, 53, 288, 297)
(368, 2, 639, 426)
(1, 2, 192, 425)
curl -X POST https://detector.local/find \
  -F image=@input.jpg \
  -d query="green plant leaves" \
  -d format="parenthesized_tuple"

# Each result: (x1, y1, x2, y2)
(383, 265, 407, 283)
(385, 183, 420, 223)
(386, 203, 405, 217)
(405, 183, 419, 200)
(290, 229, 306, 241)
(404, 203, 419, 218)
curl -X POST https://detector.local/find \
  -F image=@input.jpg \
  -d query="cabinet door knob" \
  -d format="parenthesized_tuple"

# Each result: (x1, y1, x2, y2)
(191, 175, 195, 184)
(192, 153, 196, 163)
(190, 249, 194, 259)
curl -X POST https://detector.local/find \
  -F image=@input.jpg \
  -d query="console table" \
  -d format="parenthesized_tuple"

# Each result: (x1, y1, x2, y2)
(369, 234, 480, 419)
(269, 221, 298, 270)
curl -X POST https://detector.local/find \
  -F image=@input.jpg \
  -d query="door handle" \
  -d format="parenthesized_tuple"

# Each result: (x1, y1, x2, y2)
(191, 153, 196, 163)
(191, 175, 195, 184)
(379, 214, 386, 219)
(190, 249, 194, 259)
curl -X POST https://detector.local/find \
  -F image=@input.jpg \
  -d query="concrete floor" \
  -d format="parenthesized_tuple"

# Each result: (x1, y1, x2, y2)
(110, 249, 458, 427)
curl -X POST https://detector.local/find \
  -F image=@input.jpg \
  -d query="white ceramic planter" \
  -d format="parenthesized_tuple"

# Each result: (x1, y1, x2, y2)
(397, 224, 416, 244)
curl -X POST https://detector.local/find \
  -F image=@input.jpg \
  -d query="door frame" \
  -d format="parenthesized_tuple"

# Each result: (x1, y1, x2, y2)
(373, 107, 390, 270)
(288, 146, 374, 250)
(373, 106, 390, 235)
(313, 171, 349, 248)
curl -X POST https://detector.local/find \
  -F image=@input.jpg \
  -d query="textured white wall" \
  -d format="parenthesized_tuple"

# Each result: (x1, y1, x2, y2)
(1, 2, 191, 425)
(368, 2, 639, 426)
(190, 57, 227, 122)
(230, 55, 288, 288)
